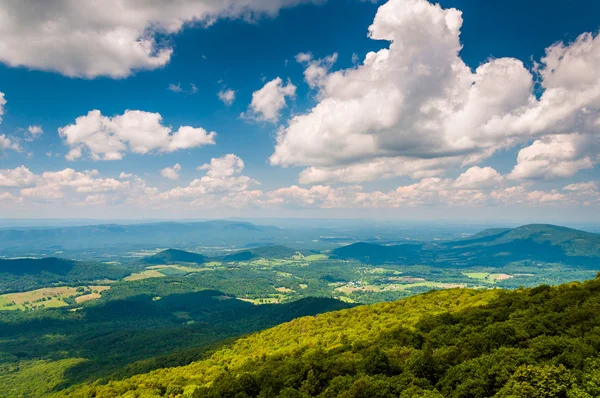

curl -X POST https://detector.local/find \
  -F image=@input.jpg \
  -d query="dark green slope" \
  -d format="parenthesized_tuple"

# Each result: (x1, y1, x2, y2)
(443, 224, 600, 266)
(331, 242, 422, 264)
(331, 224, 600, 267)
(0, 289, 352, 395)
(141, 249, 208, 265)
(58, 276, 600, 398)
(0, 258, 130, 293)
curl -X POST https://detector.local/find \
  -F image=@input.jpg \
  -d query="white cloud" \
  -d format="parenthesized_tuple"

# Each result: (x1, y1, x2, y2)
(161, 163, 182, 180)
(169, 83, 198, 94)
(119, 172, 133, 179)
(298, 157, 452, 184)
(59, 110, 216, 161)
(0, 0, 319, 78)
(243, 77, 296, 123)
(454, 166, 503, 189)
(296, 52, 338, 89)
(3, 163, 599, 213)
(162, 154, 257, 200)
(218, 89, 236, 106)
(0, 92, 5, 121)
(168, 83, 183, 93)
(18, 168, 130, 202)
(0, 134, 21, 153)
(564, 181, 598, 192)
(509, 134, 599, 180)
(197, 154, 245, 177)
(26, 125, 44, 141)
(270, 0, 600, 185)
(0, 166, 37, 187)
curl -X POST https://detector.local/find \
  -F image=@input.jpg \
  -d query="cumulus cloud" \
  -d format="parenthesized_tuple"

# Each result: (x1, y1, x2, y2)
(0, 134, 21, 153)
(162, 154, 257, 200)
(197, 154, 245, 177)
(218, 89, 237, 106)
(0, 166, 37, 187)
(2, 163, 598, 212)
(161, 163, 182, 180)
(296, 52, 338, 89)
(0, 0, 319, 78)
(509, 134, 599, 180)
(0, 92, 20, 153)
(26, 125, 43, 141)
(59, 110, 216, 161)
(243, 77, 296, 123)
(270, 0, 600, 184)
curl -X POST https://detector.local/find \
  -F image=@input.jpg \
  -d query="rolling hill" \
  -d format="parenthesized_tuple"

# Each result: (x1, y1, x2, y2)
(52, 275, 600, 397)
(0, 257, 130, 293)
(331, 224, 600, 267)
(331, 242, 423, 263)
(141, 249, 209, 265)
(440, 224, 600, 267)
(0, 220, 281, 253)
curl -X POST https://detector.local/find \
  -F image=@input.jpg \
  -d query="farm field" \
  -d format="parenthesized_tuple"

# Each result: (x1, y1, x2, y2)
(0, 285, 110, 310)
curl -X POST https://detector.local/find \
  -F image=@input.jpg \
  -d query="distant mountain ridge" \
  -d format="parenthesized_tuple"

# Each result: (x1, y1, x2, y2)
(143, 245, 303, 265)
(332, 224, 600, 267)
(0, 220, 280, 252)
(141, 249, 209, 265)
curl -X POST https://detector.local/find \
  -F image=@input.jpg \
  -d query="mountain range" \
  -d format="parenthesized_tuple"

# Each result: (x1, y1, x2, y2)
(332, 224, 600, 267)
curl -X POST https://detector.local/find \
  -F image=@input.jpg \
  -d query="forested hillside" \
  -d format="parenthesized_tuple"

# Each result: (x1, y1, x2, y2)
(54, 274, 600, 397)
(0, 258, 131, 293)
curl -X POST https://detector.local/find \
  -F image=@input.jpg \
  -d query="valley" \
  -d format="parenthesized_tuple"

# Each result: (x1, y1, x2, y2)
(1, 221, 600, 396)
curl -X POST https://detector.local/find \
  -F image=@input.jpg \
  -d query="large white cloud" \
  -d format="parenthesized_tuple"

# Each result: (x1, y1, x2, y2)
(0, 0, 319, 78)
(59, 110, 216, 160)
(243, 77, 296, 123)
(510, 134, 600, 180)
(270, 0, 600, 184)
(0, 166, 36, 187)
(2, 163, 598, 212)
(0, 92, 20, 153)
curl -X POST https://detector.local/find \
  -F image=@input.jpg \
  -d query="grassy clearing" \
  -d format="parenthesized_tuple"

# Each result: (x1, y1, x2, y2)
(304, 254, 329, 261)
(0, 285, 110, 310)
(462, 272, 514, 283)
(123, 270, 165, 281)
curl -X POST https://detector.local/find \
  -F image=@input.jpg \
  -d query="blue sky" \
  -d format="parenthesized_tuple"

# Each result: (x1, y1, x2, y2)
(0, 0, 599, 222)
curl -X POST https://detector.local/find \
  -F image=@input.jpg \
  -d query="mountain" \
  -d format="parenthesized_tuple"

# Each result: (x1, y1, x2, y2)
(0, 220, 281, 253)
(141, 249, 208, 265)
(54, 276, 600, 397)
(331, 242, 423, 263)
(0, 257, 77, 275)
(331, 224, 600, 267)
(441, 224, 600, 267)
(0, 291, 352, 396)
(0, 257, 130, 293)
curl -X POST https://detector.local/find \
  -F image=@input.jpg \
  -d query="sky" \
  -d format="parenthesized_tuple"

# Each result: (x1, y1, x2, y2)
(0, 0, 600, 222)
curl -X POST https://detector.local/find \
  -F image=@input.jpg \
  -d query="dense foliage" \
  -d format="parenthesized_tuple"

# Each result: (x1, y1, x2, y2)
(0, 258, 131, 293)
(55, 275, 600, 397)
(0, 289, 351, 396)
(141, 249, 209, 265)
